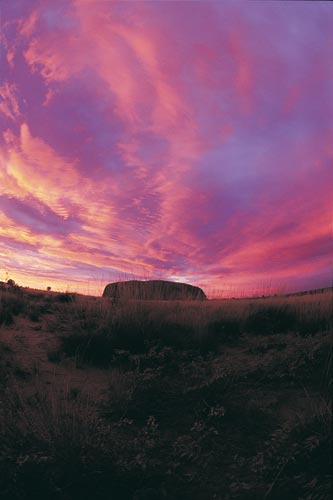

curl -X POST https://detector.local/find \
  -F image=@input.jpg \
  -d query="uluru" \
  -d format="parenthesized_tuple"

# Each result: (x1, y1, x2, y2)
(103, 280, 207, 301)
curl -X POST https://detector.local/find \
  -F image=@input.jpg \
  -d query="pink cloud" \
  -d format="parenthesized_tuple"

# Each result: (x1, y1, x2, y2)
(0, 0, 332, 296)
(0, 83, 21, 120)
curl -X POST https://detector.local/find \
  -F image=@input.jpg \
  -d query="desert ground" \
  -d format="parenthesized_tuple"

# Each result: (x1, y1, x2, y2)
(0, 283, 331, 499)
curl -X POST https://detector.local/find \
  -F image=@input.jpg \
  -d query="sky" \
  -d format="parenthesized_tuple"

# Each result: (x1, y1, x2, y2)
(0, 0, 332, 297)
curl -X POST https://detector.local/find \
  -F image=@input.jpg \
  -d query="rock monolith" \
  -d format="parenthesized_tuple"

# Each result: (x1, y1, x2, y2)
(102, 280, 207, 301)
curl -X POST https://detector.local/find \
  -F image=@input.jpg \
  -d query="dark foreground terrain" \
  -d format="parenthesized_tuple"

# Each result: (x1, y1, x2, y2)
(0, 284, 331, 499)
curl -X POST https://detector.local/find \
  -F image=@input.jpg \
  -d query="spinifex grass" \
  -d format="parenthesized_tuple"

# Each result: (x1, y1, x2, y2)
(51, 290, 331, 366)
(0, 286, 331, 499)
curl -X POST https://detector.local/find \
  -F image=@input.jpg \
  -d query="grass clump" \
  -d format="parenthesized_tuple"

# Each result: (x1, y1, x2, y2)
(0, 291, 26, 325)
(0, 383, 122, 500)
(245, 304, 298, 335)
(60, 332, 115, 367)
(53, 292, 77, 303)
(260, 404, 331, 500)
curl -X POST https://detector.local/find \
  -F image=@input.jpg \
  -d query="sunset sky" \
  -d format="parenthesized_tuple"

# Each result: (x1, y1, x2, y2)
(1, 1, 332, 297)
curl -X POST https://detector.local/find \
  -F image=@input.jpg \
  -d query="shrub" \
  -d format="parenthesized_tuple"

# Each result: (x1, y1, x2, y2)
(60, 332, 115, 367)
(245, 304, 298, 334)
(208, 318, 242, 343)
(0, 292, 26, 325)
(47, 349, 62, 363)
(262, 409, 331, 499)
(148, 321, 194, 349)
(56, 292, 76, 303)
(104, 368, 138, 419)
(0, 384, 124, 500)
(298, 316, 330, 336)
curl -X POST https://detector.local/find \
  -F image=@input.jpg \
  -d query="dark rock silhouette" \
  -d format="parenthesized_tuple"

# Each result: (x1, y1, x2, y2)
(103, 280, 207, 301)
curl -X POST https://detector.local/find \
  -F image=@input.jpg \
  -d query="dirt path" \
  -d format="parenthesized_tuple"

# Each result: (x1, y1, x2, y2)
(2, 315, 110, 403)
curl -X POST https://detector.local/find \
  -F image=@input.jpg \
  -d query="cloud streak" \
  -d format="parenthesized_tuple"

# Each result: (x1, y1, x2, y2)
(0, 0, 332, 296)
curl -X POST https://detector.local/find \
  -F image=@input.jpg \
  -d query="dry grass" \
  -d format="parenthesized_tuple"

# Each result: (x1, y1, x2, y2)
(0, 285, 331, 499)
(49, 290, 332, 365)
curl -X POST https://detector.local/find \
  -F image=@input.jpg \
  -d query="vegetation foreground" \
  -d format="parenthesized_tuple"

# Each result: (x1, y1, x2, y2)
(0, 284, 331, 499)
